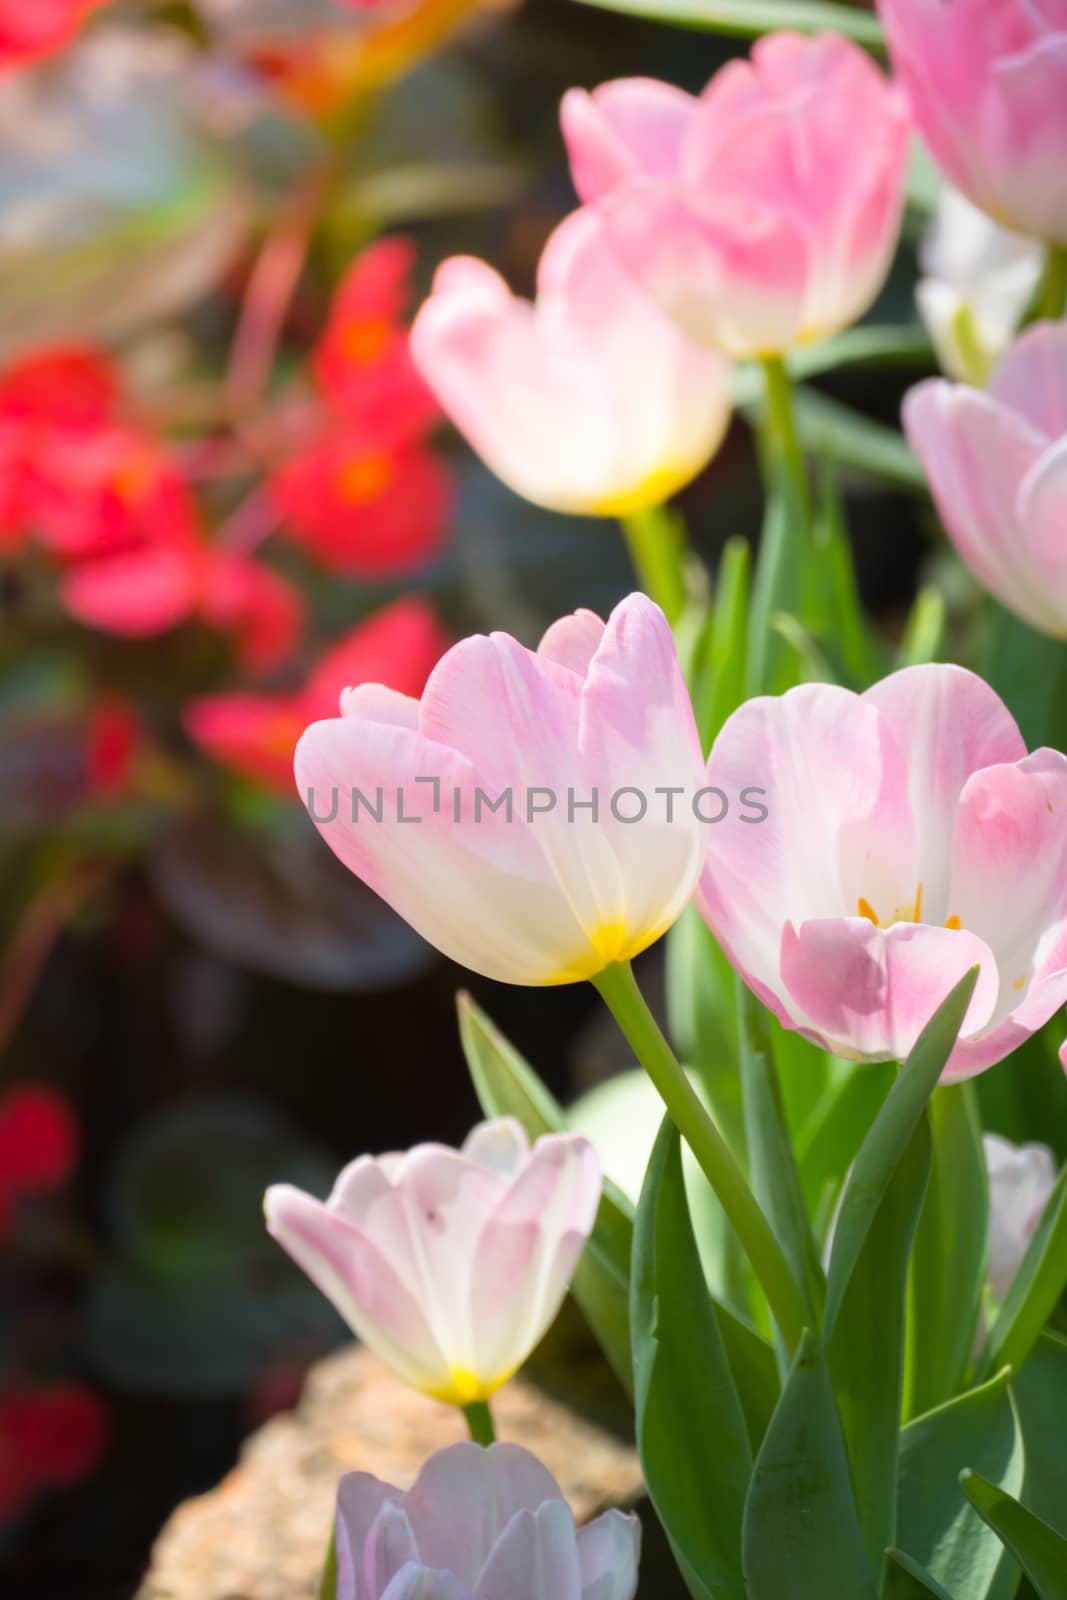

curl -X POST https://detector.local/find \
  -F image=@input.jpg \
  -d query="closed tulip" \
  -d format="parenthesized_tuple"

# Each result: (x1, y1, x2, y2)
(334, 1441, 641, 1600)
(265, 1119, 600, 1406)
(695, 664, 1067, 1078)
(984, 1133, 1057, 1301)
(905, 321, 1067, 637)
(560, 31, 909, 358)
(879, 0, 1067, 246)
(293, 593, 709, 986)
(411, 206, 730, 516)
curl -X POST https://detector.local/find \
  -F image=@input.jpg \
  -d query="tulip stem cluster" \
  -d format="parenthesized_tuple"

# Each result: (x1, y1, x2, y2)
(759, 355, 810, 528)
(591, 960, 809, 1354)
(619, 505, 688, 624)
(461, 1400, 496, 1447)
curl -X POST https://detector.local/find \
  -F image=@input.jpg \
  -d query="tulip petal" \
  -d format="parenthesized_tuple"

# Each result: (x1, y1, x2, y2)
(537, 609, 606, 678)
(949, 748, 1067, 1028)
(904, 381, 1057, 633)
(1014, 435, 1067, 630)
(989, 320, 1067, 442)
(862, 664, 1028, 922)
(560, 80, 698, 204)
(264, 1185, 450, 1393)
(294, 712, 596, 984)
(461, 1119, 530, 1177)
(698, 681, 914, 1019)
(403, 1443, 564, 1588)
(469, 1134, 601, 1385)
(601, 177, 811, 356)
(577, 1510, 642, 1600)
(473, 1501, 583, 1600)
(336, 1473, 402, 1600)
(365, 1503, 421, 1596)
(779, 917, 998, 1062)
(380, 1567, 473, 1600)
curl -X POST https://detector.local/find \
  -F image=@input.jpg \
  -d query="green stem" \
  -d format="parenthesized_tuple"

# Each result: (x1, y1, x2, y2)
(619, 505, 688, 623)
(1037, 245, 1067, 323)
(462, 1399, 496, 1446)
(759, 355, 810, 528)
(592, 961, 808, 1355)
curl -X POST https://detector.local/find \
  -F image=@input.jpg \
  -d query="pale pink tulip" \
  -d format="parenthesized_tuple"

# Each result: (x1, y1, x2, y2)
(265, 1119, 601, 1406)
(905, 321, 1067, 637)
(560, 31, 909, 358)
(334, 1441, 641, 1600)
(410, 206, 730, 516)
(293, 593, 709, 986)
(984, 1133, 1057, 1300)
(879, 0, 1067, 246)
(695, 665, 1067, 1078)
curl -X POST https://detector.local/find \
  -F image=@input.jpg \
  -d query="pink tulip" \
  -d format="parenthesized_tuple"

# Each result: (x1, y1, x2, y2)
(560, 31, 909, 358)
(411, 206, 730, 516)
(293, 593, 709, 986)
(879, 0, 1067, 246)
(984, 1133, 1057, 1301)
(334, 1441, 641, 1600)
(904, 321, 1067, 638)
(695, 664, 1067, 1078)
(265, 1120, 601, 1406)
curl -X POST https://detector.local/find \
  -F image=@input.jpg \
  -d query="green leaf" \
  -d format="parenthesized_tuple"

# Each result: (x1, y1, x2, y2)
(701, 535, 751, 748)
(572, 0, 885, 45)
(900, 588, 947, 669)
(813, 464, 887, 689)
(633, 1118, 751, 1600)
(881, 1551, 955, 1600)
(905, 1084, 989, 1419)
(318, 1528, 338, 1600)
(791, 388, 927, 494)
(738, 979, 825, 1342)
(961, 1472, 1067, 1600)
(665, 908, 742, 1154)
(824, 968, 979, 1336)
(829, 1116, 932, 1569)
(897, 1371, 1024, 1600)
(746, 457, 808, 696)
(797, 1060, 896, 1242)
(457, 992, 634, 1395)
(1012, 1332, 1067, 1540)
(711, 1295, 780, 1454)
(979, 1159, 1067, 1382)
(742, 1331, 878, 1600)
(977, 599, 1067, 753)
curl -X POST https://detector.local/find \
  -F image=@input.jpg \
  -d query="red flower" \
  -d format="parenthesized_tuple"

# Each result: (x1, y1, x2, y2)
(0, 1085, 79, 1196)
(273, 238, 452, 577)
(87, 699, 140, 797)
(272, 432, 451, 576)
(313, 237, 438, 447)
(200, 551, 306, 674)
(0, 344, 303, 666)
(185, 595, 451, 793)
(0, 1383, 110, 1524)
(0, 0, 106, 74)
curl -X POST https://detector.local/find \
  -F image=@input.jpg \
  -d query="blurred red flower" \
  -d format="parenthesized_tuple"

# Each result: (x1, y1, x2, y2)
(0, 0, 107, 74)
(272, 238, 452, 577)
(0, 1085, 79, 1238)
(185, 595, 451, 793)
(0, 345, 303, 667)
(0, 1383, 110, 1524)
